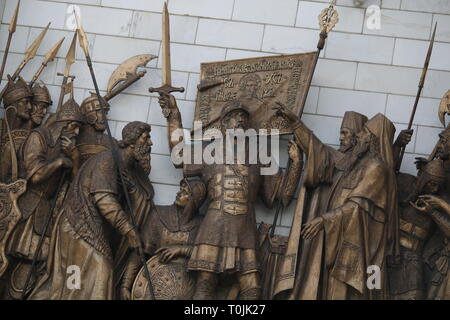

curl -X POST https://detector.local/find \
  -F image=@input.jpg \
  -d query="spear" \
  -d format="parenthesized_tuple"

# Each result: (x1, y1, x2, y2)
(298, 0, 338, 117)
(56, 32, 77, 113)
(0, 0, 20, 84)
(270, 0, 338, 237)
(74, 11, 155, 299)
(29, 37, 64, 87)
(11, 22, 50, 80)
(396, 22, 437, 172)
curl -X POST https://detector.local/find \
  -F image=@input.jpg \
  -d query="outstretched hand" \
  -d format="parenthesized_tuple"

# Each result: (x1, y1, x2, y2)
(288, 139, 301, 163)
(410, 198, 433, 214)
(272, 102, 299, 124)
(418, 195, 447, 211)
(155, 246, 183, 264)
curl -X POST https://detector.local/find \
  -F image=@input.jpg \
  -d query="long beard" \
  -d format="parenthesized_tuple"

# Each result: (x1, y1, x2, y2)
(352, 139, 370, 158)
(335, 139, 369, 172)
(134, 144, 151, 175)
(338, 137, 356, 153)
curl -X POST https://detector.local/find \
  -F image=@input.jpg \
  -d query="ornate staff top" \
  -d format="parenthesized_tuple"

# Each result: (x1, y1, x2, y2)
(319, 0, 339, 34)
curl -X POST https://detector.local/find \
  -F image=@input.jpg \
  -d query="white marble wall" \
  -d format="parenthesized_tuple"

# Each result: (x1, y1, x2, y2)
(1, 0, 449, 234)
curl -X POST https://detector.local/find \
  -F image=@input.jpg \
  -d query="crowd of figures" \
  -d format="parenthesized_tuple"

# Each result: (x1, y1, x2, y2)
(0, 69, 448, 300)
(0, 1, 448, 301)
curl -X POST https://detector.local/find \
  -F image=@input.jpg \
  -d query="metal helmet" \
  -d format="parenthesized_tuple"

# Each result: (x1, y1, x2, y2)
(80, 92, 110, 115)
(2, 75, 32, 107)
(31, 83, 52, 105)
(56, 98, 85, 123)
(182, 178, 206, 209)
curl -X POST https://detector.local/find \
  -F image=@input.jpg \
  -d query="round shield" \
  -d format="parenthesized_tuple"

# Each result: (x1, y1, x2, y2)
(131, 255, 195, 300)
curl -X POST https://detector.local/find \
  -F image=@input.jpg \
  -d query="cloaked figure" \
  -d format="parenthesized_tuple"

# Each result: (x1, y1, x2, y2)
(29, 121, 151, 300)
(276, 107, 399, 300)
(1, 98, 84, 299)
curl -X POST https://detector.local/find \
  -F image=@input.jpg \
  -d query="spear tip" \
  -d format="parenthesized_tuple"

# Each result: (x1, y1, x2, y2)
(431, 21, 438, 40)
(73, 9, 90, 57)
(66, 32, 77, 65)
(8, 0, 20, 33)
(44, 37, 65, 62)
(24, 21, 51, 62)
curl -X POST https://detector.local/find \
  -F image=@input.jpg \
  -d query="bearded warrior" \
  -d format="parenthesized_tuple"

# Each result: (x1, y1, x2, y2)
(276, 107, 399, 300)
(157, 94, 302, 300)
(1, 76, 33, 131)
(0, 76, 33, 183)
(76, 93, 116, 164)
(29, 83, 52, 129)
(28, 121, 151, 300)
(1, 98, 84, 299)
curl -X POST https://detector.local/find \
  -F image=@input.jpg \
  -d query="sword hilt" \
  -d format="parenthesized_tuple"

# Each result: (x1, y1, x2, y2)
(57, 72, 75, 80)
(148, 83, 185, 95)
(149, 84, 184, 118)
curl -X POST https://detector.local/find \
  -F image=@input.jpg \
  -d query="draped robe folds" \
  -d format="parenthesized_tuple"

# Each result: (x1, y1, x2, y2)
(284, 129, 394, 300)
(112, 164, 154, 292)
(29, 151, 135, 300)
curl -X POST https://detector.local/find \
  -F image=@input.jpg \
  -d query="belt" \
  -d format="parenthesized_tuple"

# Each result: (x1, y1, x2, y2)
(210, 200, 248, 215)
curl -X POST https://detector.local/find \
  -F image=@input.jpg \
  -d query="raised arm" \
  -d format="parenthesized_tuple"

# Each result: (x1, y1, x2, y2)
(261, 139, 303, 208)
(22, 131, 72, 184)
(157, 93, 185, 168)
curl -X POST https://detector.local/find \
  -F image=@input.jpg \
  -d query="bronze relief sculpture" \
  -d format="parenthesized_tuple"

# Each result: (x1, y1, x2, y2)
(0, 0, 449, 301)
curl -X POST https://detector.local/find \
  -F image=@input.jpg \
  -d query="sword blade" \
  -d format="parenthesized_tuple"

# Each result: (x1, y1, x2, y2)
(161, 1, 171, 86)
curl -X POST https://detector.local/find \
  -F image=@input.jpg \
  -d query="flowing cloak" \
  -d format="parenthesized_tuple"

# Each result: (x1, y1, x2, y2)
(76, 124, 115, 165)
(282, 117, 398, 300)
(274, 111, 368, 299)
(113, 164, 154, 291)
(29, 150, 134, 300)
(7, 127, 64, 262)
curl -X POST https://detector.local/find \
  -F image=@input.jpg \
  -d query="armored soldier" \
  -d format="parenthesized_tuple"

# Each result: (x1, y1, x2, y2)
(76, 93, 115, 164)
(120, 178, 206, 300)
(1, 98, 84, 299)
(388, 160, 447, 299)
(157, 94, 302, 300)
(29, 83, 52, 129)
(1, 76, 33, 131)
(0, 76, 33, 183)
(0, 81, 53, 183)
(415, 194, 450, 300)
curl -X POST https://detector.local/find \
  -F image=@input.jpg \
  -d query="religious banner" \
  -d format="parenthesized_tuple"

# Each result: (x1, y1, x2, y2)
(193, 52, 317, 135)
